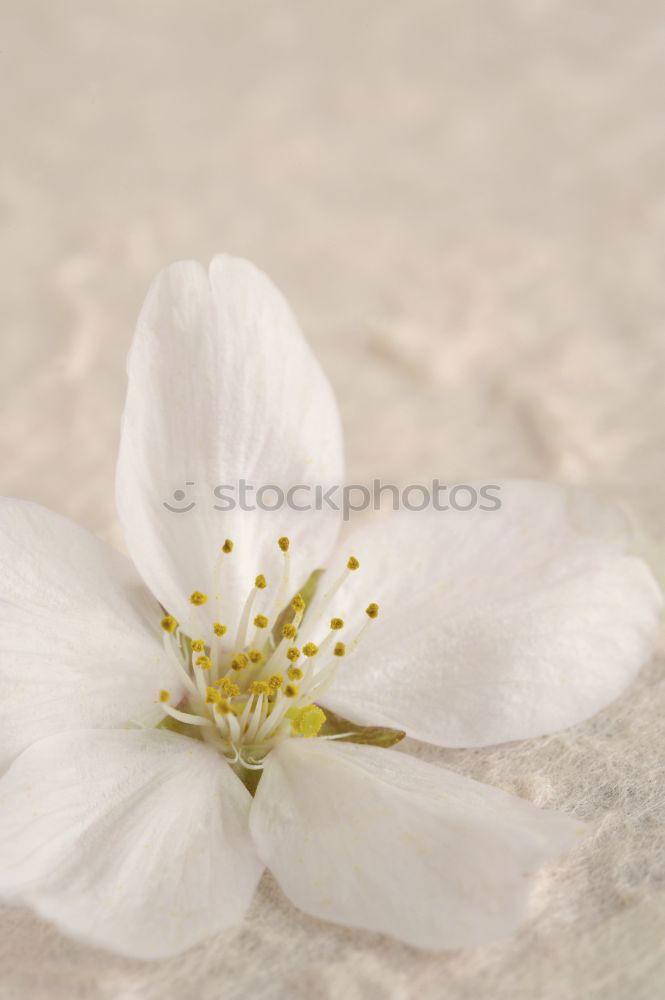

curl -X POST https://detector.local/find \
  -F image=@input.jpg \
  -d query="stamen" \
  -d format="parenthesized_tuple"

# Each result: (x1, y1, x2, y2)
(231, 653, 249, 672)
(302, 642, 319, 657)
(287, 666, 303, 681)
(284, 683, 299, 698)
(330, 617, 344, 630)
(262, 591, 307, 673)
(189, 591, 208, 606)
(238, 693, 257, 731)
(191, 652, 212, 698)
(286, 647, 301, 662)
(244, 695, 268, 742)
(249, 608, 270, 648)
(313, 628, 337, 661)
(222, 708, 241, 743)
(305, 556, 357, 633)
(218, 678, 241, 697)
(159, 689, 170, 702)
(334, 642, 346, 657)
(205, 686, 222, 705)
(301, 659, 338, 702)
(281, 623, 297, 640)
(248, 649, 264, 664)
(191, 639, 206, 652)
(254, 695, 287, 742)
(160, 615, 178, 633)
(236, 575, 264, 650)
(349, 602, 380, 650)
(267, 536, 292, 628)
(161, 703, 214, 727)
(210, 622, 228, 678)
(212, 539, 234, 610)
(162, 630, 199, 698)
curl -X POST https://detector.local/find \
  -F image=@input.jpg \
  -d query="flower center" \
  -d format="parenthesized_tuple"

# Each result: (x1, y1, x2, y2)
(156, 536, 379, 774)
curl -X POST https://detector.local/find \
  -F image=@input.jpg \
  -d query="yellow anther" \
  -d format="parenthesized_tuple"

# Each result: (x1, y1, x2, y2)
(284, 683, 299, 698)
(347, 556, 360, 571)
(334, 642, 346, 657)
(205, 686, 221, 705)
(218, 678, 240, 697)
(160, 615, 178, 634)
(196, 655, 212, 670)
(281, 623, 297, 640)
(191, 639, 206, 652)
(222, 539, 234, 554)
(255, 574, 267, 589)
(190, 591, 208, 606)
(231, 653, 249, 671)
(330, 617, 344, 631)
(286, 647, 301, 662)
(291, 593, 305, 613)
(253, 614, 269, 629)
(366, 603, 380, 619)
(278, 536, 290, 552)
(159, 689, 170, 703)
(292, 704, 327, 738)
(287, 666, 303, 681)
(213, 622, 228, 636)
(248, 649, 265, 665)
(216, 698, 232, 715)
(248, 680, 270, 696)
(268, 673, 284, 690)
(302, 642, 319, 657)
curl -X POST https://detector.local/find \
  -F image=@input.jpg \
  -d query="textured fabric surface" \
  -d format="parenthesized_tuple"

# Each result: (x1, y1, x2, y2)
(1, 2, 664, 997)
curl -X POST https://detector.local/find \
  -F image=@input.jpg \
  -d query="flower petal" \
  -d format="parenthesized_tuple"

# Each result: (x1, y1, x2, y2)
(0, 499, 179, 770)
(0, 728, 262, 959)
(115, 256, 344, 636)
(251, 738, 582, 949)
(314, 482, 663, 746)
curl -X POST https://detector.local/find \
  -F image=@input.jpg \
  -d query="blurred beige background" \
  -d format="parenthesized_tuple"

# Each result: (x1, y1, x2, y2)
(1, 2, 665, 998)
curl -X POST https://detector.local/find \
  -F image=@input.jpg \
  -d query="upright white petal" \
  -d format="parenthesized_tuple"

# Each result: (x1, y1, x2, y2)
(0, 499, 179, 771)
(251, 739, 582, 949)
(315, 482, 662, 746)
(116, 256, 344, 635)
(0, 729, 263, 959)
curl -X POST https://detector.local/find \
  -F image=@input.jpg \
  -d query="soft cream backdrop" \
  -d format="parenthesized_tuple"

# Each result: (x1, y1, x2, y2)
(1, 2, 664, 998)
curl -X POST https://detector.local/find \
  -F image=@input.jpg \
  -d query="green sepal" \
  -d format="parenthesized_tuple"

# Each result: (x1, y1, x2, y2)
(319, 707, 405, 748)
(231, 760, 263, 797)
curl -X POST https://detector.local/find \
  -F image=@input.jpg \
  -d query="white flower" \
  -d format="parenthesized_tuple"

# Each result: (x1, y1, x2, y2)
(0, 256, 661, 960)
